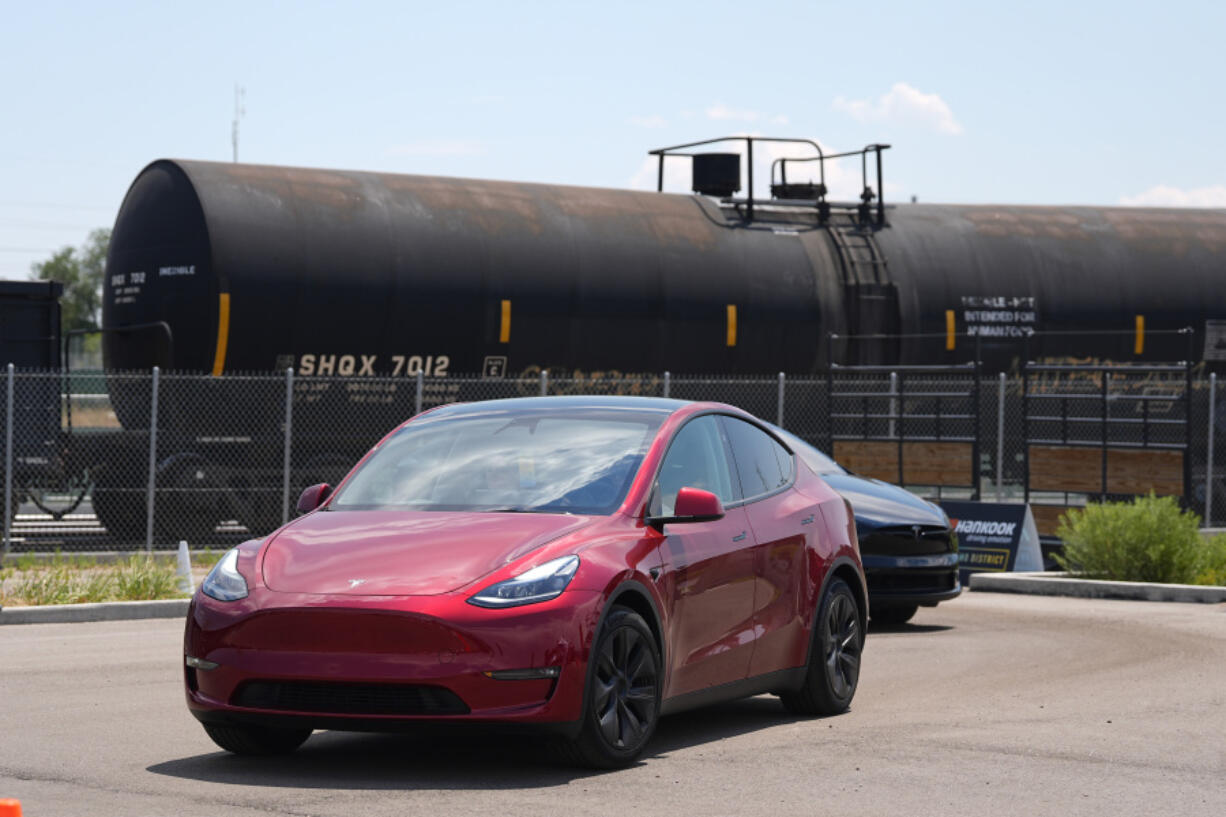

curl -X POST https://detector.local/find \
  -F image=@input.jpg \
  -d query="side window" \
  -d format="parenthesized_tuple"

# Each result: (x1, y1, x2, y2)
(722, 416, 792, 500)
(653, 416, 737, 516)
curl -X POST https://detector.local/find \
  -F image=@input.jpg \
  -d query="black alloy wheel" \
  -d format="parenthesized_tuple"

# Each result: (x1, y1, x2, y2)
(562, 606, 661, 768)
(780, 577, 862, 716)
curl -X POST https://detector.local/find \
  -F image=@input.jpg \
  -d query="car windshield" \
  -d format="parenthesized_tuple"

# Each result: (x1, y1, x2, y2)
(329, 408, 665, 514)
(770, 426, 846, 475)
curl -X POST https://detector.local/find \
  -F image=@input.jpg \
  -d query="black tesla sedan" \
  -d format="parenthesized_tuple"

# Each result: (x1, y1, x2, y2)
(772, 427, 961, 625)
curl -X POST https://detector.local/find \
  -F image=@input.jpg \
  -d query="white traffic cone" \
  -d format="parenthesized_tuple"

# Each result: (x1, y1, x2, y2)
(176, 540, 195, 595)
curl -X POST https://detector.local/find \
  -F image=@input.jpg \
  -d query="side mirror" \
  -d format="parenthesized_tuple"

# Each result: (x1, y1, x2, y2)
(296, 483, 332, 514)
(647, 486, 725, 528)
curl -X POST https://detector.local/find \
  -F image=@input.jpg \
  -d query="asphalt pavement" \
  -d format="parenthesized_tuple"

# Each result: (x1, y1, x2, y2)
(2, 592, 1224, 816)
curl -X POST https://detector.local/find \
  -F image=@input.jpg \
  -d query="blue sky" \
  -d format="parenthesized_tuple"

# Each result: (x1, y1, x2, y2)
(3, 0, 1224, 279)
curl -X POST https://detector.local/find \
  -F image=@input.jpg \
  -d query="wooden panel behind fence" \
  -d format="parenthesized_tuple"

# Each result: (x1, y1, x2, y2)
(1031, 504, 1075, 537)
(1027, 445, 1184, 496)
(832, 440, 972, 486)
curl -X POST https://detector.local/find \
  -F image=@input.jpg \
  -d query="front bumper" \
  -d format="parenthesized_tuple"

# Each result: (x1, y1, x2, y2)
(183, 585, 602, 735)
(861, 551, 962, 607)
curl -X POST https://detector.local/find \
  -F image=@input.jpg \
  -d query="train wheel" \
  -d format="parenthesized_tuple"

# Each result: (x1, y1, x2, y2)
(153, 456, 226, 546)
(92, 486, 147, 544)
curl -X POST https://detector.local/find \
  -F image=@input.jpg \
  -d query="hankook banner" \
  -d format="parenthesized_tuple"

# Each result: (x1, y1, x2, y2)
(938, 501, 1044, 584)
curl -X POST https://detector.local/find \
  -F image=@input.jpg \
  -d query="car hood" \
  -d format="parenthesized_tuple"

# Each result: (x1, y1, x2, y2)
(261, 510, 593, 596)
(820, 473, 948, 529)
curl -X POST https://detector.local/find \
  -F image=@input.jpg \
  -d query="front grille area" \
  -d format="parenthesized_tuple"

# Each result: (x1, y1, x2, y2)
(233, 681, 470, 716)
(860, 525, 952, 556)
(868, 567, 958, 594)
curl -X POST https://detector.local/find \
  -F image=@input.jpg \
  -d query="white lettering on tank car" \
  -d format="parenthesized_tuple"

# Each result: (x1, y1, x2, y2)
(158, 264, 196, 277)
(296, 353, 451, 376)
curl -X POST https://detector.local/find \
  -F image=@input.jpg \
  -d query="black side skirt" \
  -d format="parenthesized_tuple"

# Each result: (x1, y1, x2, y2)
(660, 667, 807, 717)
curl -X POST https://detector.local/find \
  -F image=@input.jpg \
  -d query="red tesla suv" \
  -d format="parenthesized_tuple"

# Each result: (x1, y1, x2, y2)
(184, 396, 866, 767)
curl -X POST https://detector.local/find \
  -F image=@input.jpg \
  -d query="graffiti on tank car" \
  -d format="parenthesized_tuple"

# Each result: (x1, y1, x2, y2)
(514, 365, 663, 397)
(296, 354, 451, 377)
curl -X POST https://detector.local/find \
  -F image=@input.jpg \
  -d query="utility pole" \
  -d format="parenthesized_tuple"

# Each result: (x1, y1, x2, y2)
(232, 84, 246, 163)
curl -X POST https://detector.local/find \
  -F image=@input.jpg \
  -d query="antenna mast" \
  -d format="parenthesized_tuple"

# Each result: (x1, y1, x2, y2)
(232, 84, 246, 162)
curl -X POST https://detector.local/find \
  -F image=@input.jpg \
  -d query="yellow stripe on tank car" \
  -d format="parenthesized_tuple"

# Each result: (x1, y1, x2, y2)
(726, 304, 738, 347)
(945, 309, 956, 351)
(211, 292, 231, 376)
(500, 299, 512, 344)
(1135, 314, 1145, 355)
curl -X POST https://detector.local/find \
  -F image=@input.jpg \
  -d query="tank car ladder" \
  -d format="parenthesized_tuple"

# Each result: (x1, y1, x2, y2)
(827, 211, 899, 363)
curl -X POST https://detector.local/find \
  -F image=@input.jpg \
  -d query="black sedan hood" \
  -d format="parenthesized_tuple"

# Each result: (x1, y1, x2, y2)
(820, 473, 948, 530)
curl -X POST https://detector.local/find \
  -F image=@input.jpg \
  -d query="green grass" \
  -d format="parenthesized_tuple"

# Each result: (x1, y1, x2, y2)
(1056, 493, 1226, 585)
(0, 553, 190, 606)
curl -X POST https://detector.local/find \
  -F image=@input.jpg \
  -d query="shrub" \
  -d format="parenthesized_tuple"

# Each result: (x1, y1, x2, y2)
(1055, 493, 1203, 584)
(1196, 534, 1226, 587)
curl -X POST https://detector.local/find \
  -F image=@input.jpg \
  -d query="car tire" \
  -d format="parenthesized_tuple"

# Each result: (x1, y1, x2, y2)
(202, 723, 313, 756)
(781, 577, 862, 716)
(559, 605, 661, 769)
(870, 603, 918, 626)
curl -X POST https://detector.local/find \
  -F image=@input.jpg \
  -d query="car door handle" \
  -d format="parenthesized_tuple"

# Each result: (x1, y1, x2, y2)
(732, 531, 747, 542)
(801, 515, 815, 525)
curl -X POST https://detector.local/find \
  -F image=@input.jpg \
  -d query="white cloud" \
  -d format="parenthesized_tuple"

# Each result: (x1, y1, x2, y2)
(1119, 184, 1226, 208)
(628, 114, 667, 129)
(833, 82, 963, 135)
(385, 140, 486, 157)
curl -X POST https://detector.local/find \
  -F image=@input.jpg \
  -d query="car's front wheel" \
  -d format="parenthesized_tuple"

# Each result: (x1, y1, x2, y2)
(202, 722, 313, 756)
(781, 577, 862, 716)
(561, 605, 661, 768)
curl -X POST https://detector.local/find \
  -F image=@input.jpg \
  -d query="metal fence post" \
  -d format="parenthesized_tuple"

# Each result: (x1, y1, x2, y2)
(996, 372, 1006, 502)
(281, 367, 294, 526)
(415, 370, 424, 416)
(888, 371, 898, 440)
(3, 363, 13, 561)
(1207, 372, 1217, 526)
(145, 366, 160, 553)
(540, 370, 548, 397)
(777, 372, 785, 428)
(663, 371, 670, 399)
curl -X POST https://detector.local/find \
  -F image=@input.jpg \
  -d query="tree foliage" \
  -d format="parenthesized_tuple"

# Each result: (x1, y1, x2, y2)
(31, 228, 110, 331)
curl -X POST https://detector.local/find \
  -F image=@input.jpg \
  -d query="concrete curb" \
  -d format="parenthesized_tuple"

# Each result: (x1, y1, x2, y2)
(969, 571, 1226, 604)
(0, 598, 190, 625)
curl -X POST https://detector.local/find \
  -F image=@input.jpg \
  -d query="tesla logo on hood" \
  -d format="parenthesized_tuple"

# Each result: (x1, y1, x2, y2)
(347, 579, 367, 589)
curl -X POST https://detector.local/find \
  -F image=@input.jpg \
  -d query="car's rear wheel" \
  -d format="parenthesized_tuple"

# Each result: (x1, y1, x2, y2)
(870, 602, 918, 626)
(202, 722, 313, 756)
(781, 577, 862, 716)
(560, 605, 661, 768)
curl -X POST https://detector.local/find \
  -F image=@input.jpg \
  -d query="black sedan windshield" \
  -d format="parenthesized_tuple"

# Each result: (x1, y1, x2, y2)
(330, 408, 664, 514)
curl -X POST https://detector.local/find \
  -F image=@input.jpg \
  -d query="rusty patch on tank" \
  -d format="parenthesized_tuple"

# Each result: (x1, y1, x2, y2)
(208, 163, 367, 213)
(962, 208, 1088, 240)
(390, 176, 549, 236)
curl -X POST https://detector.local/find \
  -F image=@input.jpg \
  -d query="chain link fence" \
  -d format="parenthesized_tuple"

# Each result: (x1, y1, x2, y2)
(2, 365, 1223, 554)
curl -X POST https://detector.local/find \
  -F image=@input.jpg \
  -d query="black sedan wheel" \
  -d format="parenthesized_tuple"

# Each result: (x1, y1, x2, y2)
(870, 602, 918, 626)
(562, 606, 661, 768)
(203, 723, 312, 756)
(781, 577, 862, 715)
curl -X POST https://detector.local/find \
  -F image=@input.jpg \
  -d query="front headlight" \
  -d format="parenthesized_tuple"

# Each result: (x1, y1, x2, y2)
(468, 555, 579, 608)
(201, 548, 248, 601)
